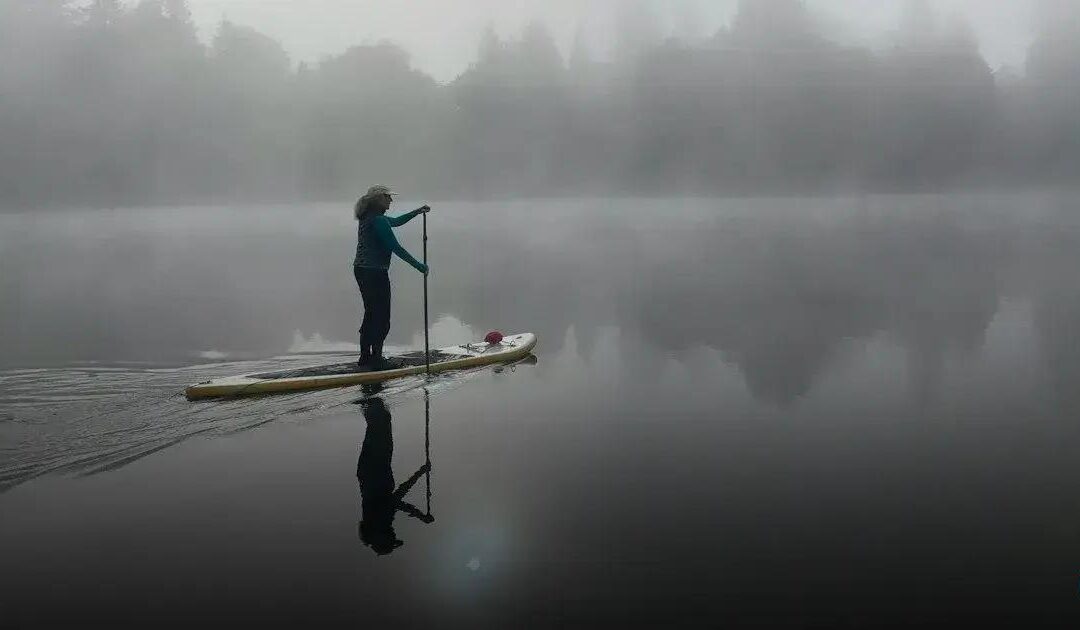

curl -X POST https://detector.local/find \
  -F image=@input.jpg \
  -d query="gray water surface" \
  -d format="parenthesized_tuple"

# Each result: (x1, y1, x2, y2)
(2, 195, 1080, 625)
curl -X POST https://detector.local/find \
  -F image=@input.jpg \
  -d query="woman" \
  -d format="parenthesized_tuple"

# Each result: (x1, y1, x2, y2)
(353, 185, 429, 369)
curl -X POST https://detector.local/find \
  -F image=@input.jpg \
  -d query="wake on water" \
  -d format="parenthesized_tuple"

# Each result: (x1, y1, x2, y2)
(0, 353, 528, 493)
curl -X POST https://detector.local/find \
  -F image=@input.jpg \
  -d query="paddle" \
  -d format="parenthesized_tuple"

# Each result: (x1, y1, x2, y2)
(422, 206, 430, 375)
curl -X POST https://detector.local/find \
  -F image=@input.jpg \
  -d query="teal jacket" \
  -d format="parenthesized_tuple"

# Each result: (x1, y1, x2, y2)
(354, 209, 426, 272)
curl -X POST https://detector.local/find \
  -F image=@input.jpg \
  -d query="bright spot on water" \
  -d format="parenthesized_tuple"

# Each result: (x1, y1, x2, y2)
(466, 557, 481, 571)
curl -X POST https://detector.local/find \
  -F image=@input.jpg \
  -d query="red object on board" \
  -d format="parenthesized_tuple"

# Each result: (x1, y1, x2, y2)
(484, 331, 504, 345)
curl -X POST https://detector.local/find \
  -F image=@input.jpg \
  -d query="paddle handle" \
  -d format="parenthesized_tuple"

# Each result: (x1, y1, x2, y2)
(423, 210, 430, 375)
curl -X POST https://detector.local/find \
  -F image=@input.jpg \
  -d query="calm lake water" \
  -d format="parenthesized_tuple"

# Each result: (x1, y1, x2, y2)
(2, 195, 1080, 626)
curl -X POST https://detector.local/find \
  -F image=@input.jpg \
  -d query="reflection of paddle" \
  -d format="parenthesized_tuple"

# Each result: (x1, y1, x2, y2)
(425, 389, 432, 517)
(393, 462, 434, 523)
(395, 389, 434, 523)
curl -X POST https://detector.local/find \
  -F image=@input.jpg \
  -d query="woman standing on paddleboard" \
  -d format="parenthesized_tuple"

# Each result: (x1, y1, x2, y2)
(354, 185, 429, 369)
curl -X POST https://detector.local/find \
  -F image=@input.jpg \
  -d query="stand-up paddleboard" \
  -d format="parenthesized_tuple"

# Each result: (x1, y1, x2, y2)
(185, 332, 537, 400)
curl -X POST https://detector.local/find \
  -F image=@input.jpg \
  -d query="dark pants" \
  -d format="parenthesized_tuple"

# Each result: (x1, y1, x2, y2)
(354, 266, 391, 360)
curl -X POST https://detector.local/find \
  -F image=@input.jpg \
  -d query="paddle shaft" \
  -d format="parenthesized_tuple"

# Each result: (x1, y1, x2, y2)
(423, 210, 430, 375)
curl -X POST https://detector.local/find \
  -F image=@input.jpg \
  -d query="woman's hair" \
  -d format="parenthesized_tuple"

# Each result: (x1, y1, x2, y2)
(355, 194, 382, 220)
(355, 186, 392, 220)
(354, 196, 369, 220)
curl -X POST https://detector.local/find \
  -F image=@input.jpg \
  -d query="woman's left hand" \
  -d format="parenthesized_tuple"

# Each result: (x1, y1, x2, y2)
(417, 205, 431, 214)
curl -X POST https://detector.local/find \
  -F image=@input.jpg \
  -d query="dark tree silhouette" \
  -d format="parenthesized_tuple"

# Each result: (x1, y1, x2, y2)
(0, 0, 1075, 209)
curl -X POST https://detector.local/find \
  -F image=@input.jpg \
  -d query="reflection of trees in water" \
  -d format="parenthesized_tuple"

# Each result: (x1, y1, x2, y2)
(607, 211, 1012, 404)
(1034, 292, 1080, 409)
(891, 273, 1001, 406)
(684, 214, 1006, 405)
(445, 208, 1013, 405)
(431, 212, 631, 361)
(994, 198, 1080, 412)
(1027, 210, 1080, 410)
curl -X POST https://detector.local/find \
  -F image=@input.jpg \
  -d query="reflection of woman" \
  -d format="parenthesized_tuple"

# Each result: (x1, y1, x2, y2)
(356, 396, 432, 555)
(353, 185, 430, 369)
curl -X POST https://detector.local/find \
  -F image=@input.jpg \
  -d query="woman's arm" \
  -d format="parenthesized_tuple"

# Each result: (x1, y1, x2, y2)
(373, 215, 426, 273)
(386, 205, 429, 227)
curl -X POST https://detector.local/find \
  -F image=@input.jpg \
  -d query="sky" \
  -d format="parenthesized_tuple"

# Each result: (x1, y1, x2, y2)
(186, 0, 1041, 82)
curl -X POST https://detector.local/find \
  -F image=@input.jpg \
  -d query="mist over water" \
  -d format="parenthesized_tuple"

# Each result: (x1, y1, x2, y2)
(1, 195, 1074, 377)
(4, 0, 1080, 625)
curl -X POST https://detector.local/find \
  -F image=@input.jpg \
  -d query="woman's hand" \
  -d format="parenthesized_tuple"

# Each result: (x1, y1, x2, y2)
(417, 262, 429, 276)
(417, 205, 431, 214)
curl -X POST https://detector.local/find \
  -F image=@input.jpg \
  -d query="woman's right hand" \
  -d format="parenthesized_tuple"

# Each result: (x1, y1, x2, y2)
(418, 262, 429, 276)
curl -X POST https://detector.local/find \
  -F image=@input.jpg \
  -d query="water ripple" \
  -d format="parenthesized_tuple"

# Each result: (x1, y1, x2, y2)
(0, 354, 494, 493)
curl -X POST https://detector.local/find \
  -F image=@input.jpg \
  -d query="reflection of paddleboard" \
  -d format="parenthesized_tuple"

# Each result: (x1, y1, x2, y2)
(185, 333, 537, 400)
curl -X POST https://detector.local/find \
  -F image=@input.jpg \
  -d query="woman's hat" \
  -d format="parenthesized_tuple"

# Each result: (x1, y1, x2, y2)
(365, 185, 396, 198)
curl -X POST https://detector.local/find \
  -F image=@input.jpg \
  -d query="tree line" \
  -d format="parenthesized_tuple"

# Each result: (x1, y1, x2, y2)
(1, 0, 1077, 208)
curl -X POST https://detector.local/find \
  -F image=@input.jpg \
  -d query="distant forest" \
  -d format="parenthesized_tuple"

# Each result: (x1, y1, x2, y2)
(1, 0, 1078, 207)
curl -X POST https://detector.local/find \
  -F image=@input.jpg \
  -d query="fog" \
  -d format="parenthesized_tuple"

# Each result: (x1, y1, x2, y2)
(0, 0, 1077, 207)
(182, 0, 1037, 81)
